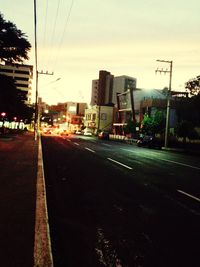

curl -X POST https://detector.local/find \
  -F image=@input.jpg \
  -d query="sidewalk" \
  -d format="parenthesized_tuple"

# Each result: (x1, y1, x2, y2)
(0, 132, 53, 267)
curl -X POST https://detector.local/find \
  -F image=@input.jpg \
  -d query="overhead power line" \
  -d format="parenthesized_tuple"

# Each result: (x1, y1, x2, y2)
(53, 0, 75, 69)
(47, 0, 61, 68)
(42, 0, 49, 50)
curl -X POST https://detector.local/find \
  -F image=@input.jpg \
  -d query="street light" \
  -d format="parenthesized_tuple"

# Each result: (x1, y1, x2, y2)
(1, 112, 7, 134)
(156, 59, 173, 148)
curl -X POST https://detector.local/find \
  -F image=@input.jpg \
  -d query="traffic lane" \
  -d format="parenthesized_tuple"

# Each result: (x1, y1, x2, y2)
(42, 136, 200, 267)
(65, 136, 200, 203)
(119, 147, 200, 201)
(82, 142, 200, 215)
(66, 134, 200, 170)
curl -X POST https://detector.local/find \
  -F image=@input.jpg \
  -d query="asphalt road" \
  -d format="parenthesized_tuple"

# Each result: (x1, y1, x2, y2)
(41, 134, 200, 267)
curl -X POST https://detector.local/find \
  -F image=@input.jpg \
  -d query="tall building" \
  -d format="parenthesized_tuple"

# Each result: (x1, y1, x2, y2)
(90, 70, 114, 106)
(90, 71, 136, 107)
(91, 79, 99, 105)
(112, 75, 137, 105)
(0, 62, 33, 104)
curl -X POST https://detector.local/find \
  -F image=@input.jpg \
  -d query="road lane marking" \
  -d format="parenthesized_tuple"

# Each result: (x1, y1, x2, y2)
(177, 190, 200, 203)
(66, 139, 71, 142)
(107, 158, 133, 170)
(74, 142, 79, 146)
(121, 148, 200, 170)
(160, 158, 200, 170)
(85, 147, 96, 153)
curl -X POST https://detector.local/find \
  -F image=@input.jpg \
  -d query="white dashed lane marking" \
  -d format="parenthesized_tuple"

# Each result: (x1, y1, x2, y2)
(107, 158, 133, 170)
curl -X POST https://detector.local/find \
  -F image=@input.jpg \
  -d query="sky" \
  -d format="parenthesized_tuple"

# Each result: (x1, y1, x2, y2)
(1, 0, 200, 105)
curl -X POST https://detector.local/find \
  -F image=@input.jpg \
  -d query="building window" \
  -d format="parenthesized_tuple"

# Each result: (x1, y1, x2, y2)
(15, 77, 29, 81)
(92, 113, 96, 121)
(101, 113, 107, 120)
(0, 69, 13, 73)
(15, 70, 30, 75)
(16, 83, 29, 88)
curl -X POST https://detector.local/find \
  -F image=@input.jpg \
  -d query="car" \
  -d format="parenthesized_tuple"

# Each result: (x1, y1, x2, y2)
(83, 131, 92, 136)
(60, 130, 69, 136)
(43, 128, 52, 134)
(137, 135, 162, 149)
(98, 131, 110, 140)
(75, 130, 82, 135)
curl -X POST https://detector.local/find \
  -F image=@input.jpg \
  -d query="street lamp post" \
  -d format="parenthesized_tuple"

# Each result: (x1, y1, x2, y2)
(156, 59, 173, 148)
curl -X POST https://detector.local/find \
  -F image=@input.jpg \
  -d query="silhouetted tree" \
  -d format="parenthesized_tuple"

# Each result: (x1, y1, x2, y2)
(0, 14, 33, 123)
(0, 74, 33, 122)
(0, 13, 31, 63)
(185, 75, 200, 95)
(176, 95, 200, 126)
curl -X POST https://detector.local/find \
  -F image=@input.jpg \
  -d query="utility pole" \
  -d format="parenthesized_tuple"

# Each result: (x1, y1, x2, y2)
(36, 70, 54, 137)
(155, 59, 173, 148)
(34, 0, 54, 140)
(34, 0, 38, 141)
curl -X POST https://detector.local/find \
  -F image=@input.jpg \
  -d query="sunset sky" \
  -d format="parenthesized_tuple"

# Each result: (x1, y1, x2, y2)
(1, 0, 200, 104)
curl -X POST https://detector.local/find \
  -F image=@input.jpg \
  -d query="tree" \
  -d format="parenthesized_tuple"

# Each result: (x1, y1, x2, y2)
(0, 13, 31, 63)
(185, 75, 200, 95)
(141, 111, 166, 136)
(0, 74, 33, 122)
(123, 117, 139, 136)
(175, 95, 200, 126)
(0, 14, 33, 123)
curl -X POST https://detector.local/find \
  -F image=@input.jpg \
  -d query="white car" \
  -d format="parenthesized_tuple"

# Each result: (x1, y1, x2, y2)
(75, 130, 82, 135)
(83, 131, 92, 136)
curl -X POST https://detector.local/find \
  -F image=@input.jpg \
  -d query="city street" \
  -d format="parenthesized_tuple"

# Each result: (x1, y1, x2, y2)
(42, 134, 200, 267)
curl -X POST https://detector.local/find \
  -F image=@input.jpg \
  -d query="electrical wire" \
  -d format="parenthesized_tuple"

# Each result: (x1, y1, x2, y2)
(42, 0, 49, 51)
(47, 0, 61, 68)
(52, 0, 75, 70)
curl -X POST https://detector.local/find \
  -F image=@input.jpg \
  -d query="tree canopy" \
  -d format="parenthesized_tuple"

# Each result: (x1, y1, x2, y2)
(141, 111, 166, 136)
(0, 13, 31, 63)
(0, 74, 33, 122)
(175, 95, 200, 126)
(185, 75, 200, 96)
(0, 14, 33, 123)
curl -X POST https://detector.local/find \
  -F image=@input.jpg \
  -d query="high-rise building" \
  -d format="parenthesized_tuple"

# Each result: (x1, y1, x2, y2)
(90, 71, 136, 107)
(90, 70, 114, 106)
(112, 75, 137, 105)
(0, 62, 33, 104)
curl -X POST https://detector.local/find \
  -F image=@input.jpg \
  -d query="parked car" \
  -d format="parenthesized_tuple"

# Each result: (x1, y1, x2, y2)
(75, 130, 82, 135)
(98, 131, 110, 140)
(43, 128, 52, 134)
(83, 130, 92, 136)
(137, 135, 162, 149)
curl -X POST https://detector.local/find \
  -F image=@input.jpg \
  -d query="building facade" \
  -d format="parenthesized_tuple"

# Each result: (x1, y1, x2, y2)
(42, 101, 88, 133)
(84, 105, 115, 134)
(90, 71, 136, 107)
(90, 70, 114, 106)
(0, 62, 33, 104)
(112, 75, 137, 105)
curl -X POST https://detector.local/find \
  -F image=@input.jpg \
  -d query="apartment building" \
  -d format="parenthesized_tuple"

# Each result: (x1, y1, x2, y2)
(90, 71, 136, 107)
(90, 70, 114, 106)
(112, 75, 137, 105)
(0, 62, 33, 104)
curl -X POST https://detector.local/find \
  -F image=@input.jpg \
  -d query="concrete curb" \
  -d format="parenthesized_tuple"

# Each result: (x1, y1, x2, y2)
(34, 135, 54, 267)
